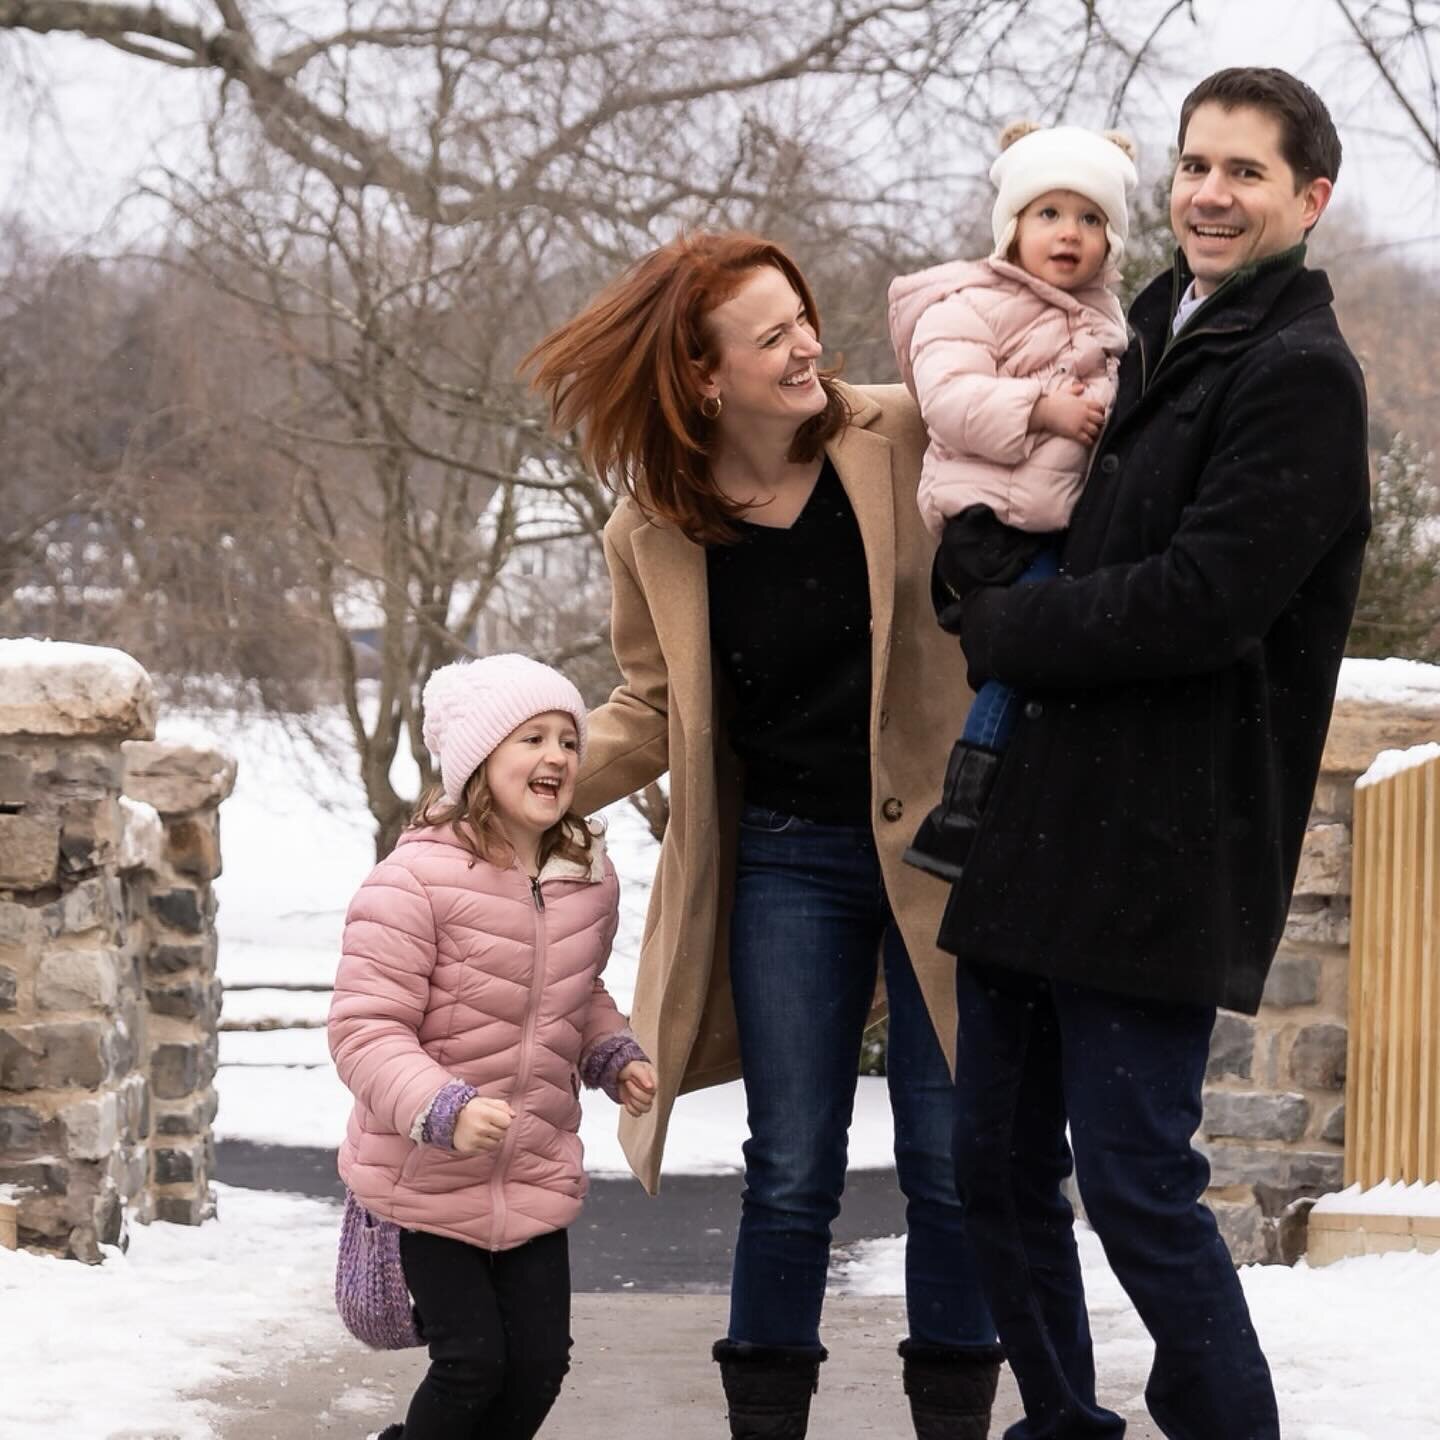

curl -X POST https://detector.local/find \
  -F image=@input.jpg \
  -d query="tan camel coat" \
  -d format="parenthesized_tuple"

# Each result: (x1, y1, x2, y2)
(573, 382, 973, 1194)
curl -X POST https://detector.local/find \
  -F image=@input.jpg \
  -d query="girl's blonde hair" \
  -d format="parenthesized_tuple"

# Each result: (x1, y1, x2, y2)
(410, 764, 595, 872)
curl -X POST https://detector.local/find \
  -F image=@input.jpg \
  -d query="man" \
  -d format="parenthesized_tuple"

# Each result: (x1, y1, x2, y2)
(936, 68, 1371, 1439)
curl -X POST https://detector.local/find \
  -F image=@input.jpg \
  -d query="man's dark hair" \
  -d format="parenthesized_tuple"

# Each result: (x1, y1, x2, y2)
(1179, 67, 1342, 187)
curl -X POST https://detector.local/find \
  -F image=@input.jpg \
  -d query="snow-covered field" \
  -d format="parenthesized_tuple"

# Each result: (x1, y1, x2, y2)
(4, 686, 1440, 1438)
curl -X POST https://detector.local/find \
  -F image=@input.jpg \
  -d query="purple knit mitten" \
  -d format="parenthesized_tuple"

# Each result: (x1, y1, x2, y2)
(580, 1029, 650, 1103)
(421, 1079, 480, 1150)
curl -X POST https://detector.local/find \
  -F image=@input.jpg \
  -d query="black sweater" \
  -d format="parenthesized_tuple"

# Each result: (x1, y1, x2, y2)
(706, 460, 873, 823)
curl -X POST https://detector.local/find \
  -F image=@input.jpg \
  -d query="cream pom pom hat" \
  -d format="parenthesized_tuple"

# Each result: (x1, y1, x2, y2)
(990, 121, 1139, 270)
(421, 654, 588, 806)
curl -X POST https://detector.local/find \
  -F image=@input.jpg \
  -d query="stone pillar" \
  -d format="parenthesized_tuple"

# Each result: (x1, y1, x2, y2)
(1201, 667, 1440, 1263)
(123, 742, 237, 1226)
(0, 639, 158, 1261)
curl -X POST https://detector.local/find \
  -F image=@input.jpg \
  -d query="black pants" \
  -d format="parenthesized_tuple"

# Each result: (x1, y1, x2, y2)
(398, 1226, 572, 1440)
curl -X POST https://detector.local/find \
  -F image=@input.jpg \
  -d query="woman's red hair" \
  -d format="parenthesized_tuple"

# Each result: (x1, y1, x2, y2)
(521, 231, 848, 544)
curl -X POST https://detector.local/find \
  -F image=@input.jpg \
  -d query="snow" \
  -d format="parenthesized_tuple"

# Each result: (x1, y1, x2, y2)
(1357, 742, 1440, 789)
(1337, 656, 1440, 708)
(833, 1227, 1440, 1439)
(6, 1181, 1433, 1440)
(118, 794, 164, 871)
(1314, 1180, 1440, 1217)
(0, 1184, 345, 1440)
(0, 635, 149, 682)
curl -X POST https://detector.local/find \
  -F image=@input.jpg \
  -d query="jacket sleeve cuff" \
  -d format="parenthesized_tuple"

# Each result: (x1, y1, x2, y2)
(579, 1029, 649, 1103)
(414, 1079, 480, 1149)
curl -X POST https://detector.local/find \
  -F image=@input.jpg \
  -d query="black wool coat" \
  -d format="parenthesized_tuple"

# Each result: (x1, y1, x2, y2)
(939, 250, 1371, 1014)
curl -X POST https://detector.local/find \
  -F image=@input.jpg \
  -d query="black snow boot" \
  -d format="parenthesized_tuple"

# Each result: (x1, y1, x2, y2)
(713, 1338, 827, 1439)
(903, 741, 1003, 882)
(899, 1340, 1004, 1440)
(365, 1427, 403, 1440)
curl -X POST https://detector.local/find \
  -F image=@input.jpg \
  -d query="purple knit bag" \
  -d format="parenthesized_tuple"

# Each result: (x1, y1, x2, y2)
(335, 1194, 425, 1349)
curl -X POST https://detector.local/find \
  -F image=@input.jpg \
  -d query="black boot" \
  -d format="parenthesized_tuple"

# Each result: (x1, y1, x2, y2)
(899, 1340, 1004, 1440)
(903, 742, 1003, 882)
(713, 1338, 827, 1439)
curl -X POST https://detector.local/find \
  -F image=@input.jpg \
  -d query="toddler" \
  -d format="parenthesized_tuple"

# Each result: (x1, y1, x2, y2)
(889, 122, 1136, 880)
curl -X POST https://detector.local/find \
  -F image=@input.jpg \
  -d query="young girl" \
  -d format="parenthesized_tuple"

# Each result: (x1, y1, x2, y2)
(328, 652, 656, 1440)
(888, 122, 1137, 881)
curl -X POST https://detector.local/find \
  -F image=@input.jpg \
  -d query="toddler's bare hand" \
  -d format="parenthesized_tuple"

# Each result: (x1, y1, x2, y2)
(617, 1061, 657, 1117)
(453, 1096, 514, 1153)
(1032, 382, 1107, 446)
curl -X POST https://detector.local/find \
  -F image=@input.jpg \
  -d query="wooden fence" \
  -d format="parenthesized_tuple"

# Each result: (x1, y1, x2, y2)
(1345, 750, 1440, 1187)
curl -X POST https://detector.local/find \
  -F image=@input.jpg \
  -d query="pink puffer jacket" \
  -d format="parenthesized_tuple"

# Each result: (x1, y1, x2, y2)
(888, 257, 1128, 536)
(329, 823, 626, 1251)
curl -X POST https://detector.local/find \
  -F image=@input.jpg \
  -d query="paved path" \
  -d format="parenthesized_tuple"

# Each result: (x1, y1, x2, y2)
(203, 1293, 1163, 1439)
(217, 1141, 910, 1292)
(210, 1144, 1163, 1437)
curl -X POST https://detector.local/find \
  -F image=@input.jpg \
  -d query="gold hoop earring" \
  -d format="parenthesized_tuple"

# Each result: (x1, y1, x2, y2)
(700, 395, 723, 420)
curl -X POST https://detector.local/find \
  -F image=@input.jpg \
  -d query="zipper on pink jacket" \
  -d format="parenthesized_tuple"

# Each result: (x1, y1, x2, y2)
(488, 873, 548, 1249)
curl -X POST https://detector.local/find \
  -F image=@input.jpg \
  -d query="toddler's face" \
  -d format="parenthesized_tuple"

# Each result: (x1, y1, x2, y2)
(1013, 189, 1109, 290)
(484, 710, 580, 847)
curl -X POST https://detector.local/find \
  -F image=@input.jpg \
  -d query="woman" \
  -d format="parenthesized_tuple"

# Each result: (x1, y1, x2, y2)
(524, 232, 999, 1440)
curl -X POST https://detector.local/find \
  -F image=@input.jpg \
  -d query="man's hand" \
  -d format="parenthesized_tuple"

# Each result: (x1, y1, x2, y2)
(453, 1096, 514, 1153)
(617, 1061, 657, 1117)
(1031, 382, 1107, 445)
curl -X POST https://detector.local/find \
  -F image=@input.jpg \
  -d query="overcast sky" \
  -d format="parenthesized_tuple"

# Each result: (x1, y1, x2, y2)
(1, 0, 1436, 266)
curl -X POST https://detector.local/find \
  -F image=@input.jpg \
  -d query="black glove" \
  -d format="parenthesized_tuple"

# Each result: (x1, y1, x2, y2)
(938, 505, 1053, 592)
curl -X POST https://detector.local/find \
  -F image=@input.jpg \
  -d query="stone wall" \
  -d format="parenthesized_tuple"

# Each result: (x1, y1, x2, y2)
(0, 640, 234, 1260)
(1202, 674, 1440, 1264)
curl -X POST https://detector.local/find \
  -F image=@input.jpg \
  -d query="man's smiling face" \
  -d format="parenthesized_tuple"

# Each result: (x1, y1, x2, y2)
(1170, 102, 1332, 296)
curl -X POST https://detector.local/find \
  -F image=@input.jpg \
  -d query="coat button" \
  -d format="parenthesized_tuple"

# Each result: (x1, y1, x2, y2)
(1023, 700, 1044, 720)
(882, 797, 904, 822)
(1100, 454, 1119, 474)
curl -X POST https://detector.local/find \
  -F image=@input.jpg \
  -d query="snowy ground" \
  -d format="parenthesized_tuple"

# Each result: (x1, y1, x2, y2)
(4, 1181, 1437, 1440)
(5, 693, 1440, 1437)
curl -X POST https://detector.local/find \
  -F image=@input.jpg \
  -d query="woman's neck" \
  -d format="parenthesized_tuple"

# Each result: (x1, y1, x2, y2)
(711, 424, 819, 506)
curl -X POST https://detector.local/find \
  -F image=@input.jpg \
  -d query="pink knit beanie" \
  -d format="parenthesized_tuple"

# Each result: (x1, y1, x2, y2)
(421, 654, 588, 806)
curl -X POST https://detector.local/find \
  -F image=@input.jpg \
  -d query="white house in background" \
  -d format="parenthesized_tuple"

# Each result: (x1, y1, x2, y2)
(334, 466, 609, 675)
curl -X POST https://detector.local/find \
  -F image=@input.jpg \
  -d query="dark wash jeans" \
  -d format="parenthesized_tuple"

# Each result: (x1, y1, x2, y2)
(726, 802, 995, 1351)
(951, 961, 1279, 1440)
(399, 1225, 571, 1440)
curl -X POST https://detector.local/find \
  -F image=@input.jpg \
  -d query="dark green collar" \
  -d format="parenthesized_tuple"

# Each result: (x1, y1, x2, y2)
(1166, 242, 1308, 343)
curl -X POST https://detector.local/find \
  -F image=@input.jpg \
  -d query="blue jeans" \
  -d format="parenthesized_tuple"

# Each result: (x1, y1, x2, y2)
(962, 544, 1061, 751)
(952, 962, 1279, 1440)
(726, 804, 995, 1351)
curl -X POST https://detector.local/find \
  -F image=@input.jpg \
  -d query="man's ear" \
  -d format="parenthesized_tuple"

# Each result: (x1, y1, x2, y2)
(1301, 175, 1334, 232)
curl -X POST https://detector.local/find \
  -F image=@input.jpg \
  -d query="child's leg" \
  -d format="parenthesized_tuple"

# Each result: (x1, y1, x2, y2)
(904, 542, 1062, 882)
(484, 1228, 573, 1440)
(399, 1227, 511, 1440)
(958, 543, 1062, 754)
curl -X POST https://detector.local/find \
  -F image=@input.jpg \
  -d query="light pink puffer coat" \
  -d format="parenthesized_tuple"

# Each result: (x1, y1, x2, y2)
(329, 823, 625, 1251)
(888, 256, 1129, 536)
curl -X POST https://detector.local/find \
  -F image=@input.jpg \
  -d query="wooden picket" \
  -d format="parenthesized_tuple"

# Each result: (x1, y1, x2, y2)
(1345, 753, 1440, 1187)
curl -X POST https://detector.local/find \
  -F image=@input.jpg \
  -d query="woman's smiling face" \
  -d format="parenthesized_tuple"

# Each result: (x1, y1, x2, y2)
(700, 265, 827, 431)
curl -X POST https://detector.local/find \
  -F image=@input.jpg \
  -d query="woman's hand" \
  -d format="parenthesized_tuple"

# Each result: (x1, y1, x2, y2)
(1031, 383, 1107, 445)
(617, 1061, 658, 1117)
(453, 1096, 515, 1153)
